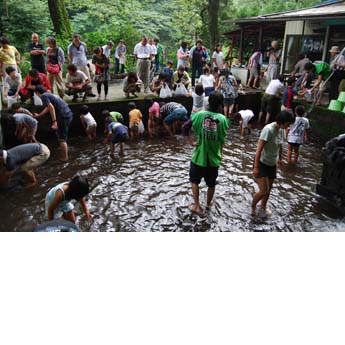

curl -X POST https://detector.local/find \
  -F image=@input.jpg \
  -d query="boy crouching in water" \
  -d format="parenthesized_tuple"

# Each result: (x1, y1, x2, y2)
(104, 116, 128, 157)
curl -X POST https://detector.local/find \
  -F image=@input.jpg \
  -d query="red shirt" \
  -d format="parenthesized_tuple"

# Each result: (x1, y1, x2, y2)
(21, 72, 52, 96)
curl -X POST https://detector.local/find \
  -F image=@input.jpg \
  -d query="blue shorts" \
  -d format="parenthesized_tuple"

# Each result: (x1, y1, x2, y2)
(112, 133, 129, 144)
(164, 106, 188, 125)
(189, 161, 219, 188)
(57, 115, 73, 142)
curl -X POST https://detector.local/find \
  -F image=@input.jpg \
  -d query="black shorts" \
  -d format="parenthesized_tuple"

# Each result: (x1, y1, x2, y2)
(258, 161, 276, 179)
(57, 116, 72, 142)
(112, 133, 128, 144)
(189, 161, 219, 187)
(287, 142, 301, 148)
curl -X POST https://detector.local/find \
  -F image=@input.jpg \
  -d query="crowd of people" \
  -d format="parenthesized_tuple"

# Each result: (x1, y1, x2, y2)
(0, 33, 322, 230)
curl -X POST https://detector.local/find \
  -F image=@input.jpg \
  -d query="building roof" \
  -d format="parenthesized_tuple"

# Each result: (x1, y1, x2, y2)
(226, 0, 345, 24)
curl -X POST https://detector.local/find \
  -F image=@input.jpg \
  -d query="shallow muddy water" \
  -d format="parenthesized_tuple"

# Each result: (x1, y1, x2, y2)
(0, 127, 344, 231)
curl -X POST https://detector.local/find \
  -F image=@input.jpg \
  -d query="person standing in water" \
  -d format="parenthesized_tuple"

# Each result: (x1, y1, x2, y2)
(188, 91, 230, 215)
(252, 110, 294, 217)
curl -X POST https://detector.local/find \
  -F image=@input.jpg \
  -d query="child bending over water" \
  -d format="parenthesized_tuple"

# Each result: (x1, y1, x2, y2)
(80, 105, 97, 140)
(45, 174, 92, 223)
(104, 116, 129, 157)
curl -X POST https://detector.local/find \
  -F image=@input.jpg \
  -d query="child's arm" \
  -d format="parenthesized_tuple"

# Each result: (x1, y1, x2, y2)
(253, 139, 265, 178)
(278, 144, 283, 167)
(304, 129, 309, 142)
(79, 197, 92, 220)
(80, 116, 87, 130)
(47, 189, 64, 220)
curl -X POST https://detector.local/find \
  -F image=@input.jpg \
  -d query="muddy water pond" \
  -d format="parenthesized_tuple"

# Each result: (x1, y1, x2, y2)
(0, 127, 344, 231)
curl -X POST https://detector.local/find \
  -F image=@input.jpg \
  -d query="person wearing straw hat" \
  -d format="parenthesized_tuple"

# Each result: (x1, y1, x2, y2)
(329, 46, 345, 100)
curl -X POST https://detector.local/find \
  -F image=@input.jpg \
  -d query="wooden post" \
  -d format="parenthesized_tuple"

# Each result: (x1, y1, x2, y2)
(259, 23, 263, 51)
(239, 26, 244, 64)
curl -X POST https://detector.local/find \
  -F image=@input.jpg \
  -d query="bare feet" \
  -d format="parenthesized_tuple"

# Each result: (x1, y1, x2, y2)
(251, 207, 257, 217)
(188, 204, 203, 215)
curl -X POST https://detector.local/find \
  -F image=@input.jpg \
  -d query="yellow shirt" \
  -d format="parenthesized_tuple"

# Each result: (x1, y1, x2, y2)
(129, 109, 142, 125)
(0, 45, 19, 64)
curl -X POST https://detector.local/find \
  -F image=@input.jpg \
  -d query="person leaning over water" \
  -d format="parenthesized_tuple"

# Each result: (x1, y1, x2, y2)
(251, 110, 294, 217)
(0, 143, 50, 188)
(45, 174, 92, 223)
(188, 91, 230, 215)
(34, 85, 73, 162)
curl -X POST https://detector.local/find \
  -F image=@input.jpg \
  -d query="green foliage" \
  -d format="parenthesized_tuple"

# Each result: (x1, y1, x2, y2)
(1, 0, 322, 64)
(0, 0, 53, 52)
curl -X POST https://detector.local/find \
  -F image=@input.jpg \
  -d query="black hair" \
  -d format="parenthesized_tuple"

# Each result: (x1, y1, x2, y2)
(277, 74, 284, 83)
(104, 116, 113, 127)
(145, 97, 154, 106)
(304, 62, 315, 72)
(80, 105, 89, 115)
(295, 105, 305, 117)
(287, 77, 295, 86)
(5, 66, 15, 75)
(208, 92, 224, 112)
(101, 110, 110, 117)
(65, 175, 89, 201)
(196, 39, 203, 45)
(276, 110, 294, 125)
(0, 37, 10, 45)
(35, 85, 46, 94)
(181, 41, 188, 49)
(10, 102, 22, 113)
(195, 84, 204, 96)
(29, 69, 39, 78)
(233, 112, 242, 121)
(67, 64, 77, 72)
(128, 102, 136, 110)
(93, 46, 102, 55)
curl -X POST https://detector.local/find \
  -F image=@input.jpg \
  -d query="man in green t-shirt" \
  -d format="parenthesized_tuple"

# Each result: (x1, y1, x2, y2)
(300, 62, 331, 105)
(188, 92, 230, 214)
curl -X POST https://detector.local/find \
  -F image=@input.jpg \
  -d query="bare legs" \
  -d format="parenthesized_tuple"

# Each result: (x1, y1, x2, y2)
(287, 144, 300, 164)
(188, 184, 215, 215)
(251, 177, 274, 216)
(59, 141, 68, 161)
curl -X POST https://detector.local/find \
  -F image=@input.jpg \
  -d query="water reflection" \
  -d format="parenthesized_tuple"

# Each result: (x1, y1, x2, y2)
(0, 127, 344, 232)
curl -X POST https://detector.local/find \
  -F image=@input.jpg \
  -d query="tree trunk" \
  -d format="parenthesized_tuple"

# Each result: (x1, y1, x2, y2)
(208, 0, 220, 51)
(48, 0, 71, 38)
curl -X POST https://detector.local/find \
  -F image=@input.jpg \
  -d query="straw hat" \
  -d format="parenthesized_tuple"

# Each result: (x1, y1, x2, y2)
(329, 46, 340, 53)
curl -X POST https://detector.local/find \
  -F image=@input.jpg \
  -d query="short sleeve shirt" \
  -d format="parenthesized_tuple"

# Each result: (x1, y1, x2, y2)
(129, 109, 142, 125)
(265, 79, 284, 96)
(66, 71, 88, 85)
(314, 62, 331, 80)
(5, 143, 42, 171)
(0, 45, 19, 64)
(13, 113, 38, 128)
(287, 117, 310, 144)
(133, 43, 152, 59)
(108, 122, 127, 136)
(110, 112, 124, 122)
(191, 111, 230, 167)
(67, 42, 88, 66)
(149, 102, 160, 118)
(41, 93, 73, 119)
(4, 74, 22, 90)
(28, 42, 45, 66)
(259, 122, 284, 166)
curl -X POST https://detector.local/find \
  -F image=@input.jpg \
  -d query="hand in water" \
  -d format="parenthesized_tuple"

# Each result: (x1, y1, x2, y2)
(85, 211, 93, 221)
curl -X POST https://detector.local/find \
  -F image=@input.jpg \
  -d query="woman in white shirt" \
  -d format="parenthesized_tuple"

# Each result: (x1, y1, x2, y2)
(199, 67, 215, 96)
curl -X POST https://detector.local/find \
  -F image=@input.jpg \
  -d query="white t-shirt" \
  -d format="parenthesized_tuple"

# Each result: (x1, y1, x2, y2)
(150, 44, 157, 56)
(265, 79, 284, 96)
(81, 112, 97, 127)
(239, 110, 254, 128)
(192, 92, 205, 112)
(133, 43, 153, 59)
(287, 117, 309, 144)
(199, 74, 215, 88)
(212, 51, 224, 69)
